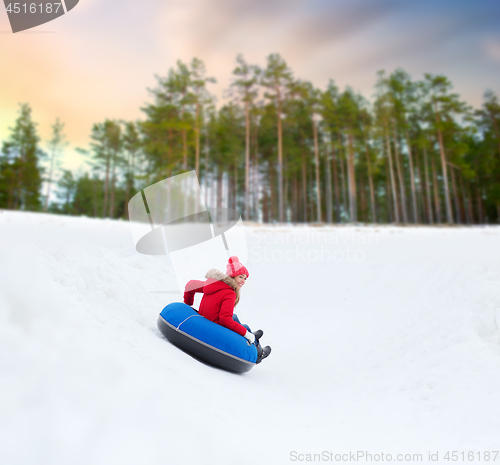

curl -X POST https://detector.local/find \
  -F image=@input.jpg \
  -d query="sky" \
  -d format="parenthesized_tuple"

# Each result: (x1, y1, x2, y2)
(1, 0, 500, 172)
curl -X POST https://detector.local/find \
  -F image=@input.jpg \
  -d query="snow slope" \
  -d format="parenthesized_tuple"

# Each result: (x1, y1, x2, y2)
(1, 210, 500, 464)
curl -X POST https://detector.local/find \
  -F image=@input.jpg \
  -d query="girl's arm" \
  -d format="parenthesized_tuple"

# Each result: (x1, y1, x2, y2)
(183, 280, 205, 306)
(219, 292, 247, 336)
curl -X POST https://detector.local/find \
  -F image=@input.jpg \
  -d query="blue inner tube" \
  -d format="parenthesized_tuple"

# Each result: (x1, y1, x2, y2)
(157, 302, 258, 373)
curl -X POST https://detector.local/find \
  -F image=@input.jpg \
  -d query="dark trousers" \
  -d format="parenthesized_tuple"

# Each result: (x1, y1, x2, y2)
(233, 313, 251, 333)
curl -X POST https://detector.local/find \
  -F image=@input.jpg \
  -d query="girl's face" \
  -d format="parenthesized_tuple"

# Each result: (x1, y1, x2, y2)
(234, 274, 247, 288)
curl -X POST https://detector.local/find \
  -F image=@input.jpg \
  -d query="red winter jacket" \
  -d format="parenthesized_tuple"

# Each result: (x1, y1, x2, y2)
(183, 269, 247, 336)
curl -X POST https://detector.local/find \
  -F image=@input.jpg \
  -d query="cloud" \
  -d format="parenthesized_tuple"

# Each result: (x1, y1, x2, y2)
(162, 0, 400, 58)
(484, 38, 500, 62)
(1, 0, 499, 162)
(285, 0, 400, 58)
(313, 2, 500, 77)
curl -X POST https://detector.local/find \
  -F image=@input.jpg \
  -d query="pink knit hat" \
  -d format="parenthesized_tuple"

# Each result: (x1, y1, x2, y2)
(226, 256, 249, 278)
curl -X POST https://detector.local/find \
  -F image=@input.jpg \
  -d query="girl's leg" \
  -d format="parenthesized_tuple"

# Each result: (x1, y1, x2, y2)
(233, 314, 252, 333)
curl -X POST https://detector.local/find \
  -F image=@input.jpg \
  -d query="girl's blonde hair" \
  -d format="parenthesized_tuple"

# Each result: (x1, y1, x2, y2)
(234, 285, 240, 307)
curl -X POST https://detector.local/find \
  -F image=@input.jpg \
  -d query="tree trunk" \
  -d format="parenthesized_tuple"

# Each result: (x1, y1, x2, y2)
(458, 173, 470, 225)
(252, 123, 259, 221)
(204, 128, 209, 207)
(423, 147, 433, 224)
(124, 151, 131, 219)
(476, 189, 484, 224)
(393, 125, 408, 223)
(244, 100, 250, 220)
(338, 134, 347, 220)
(14, 161, 23, 210)
(103, 152, 110, 218)
(449, 165, 461, 224)
(431, 156, 442, 223)
(14, 145, 27, 210)
(65, 186, 71, 213)
(211, 163, 217, 213)
(7, 165, 16, 210)
(168, 128, 173, 177)
(216, 166, 223, 220)
(109, 151, 116, 218)
(269, 162, 276, 221)
(359, 176, 367, 222)
(195, 102, 200, 176)
(128, 150, 136, 219)
(384, 121, 399, 223)
(277, 89, 284, 222)
(405, 129, 418, 223)
(325, 145, 332, 224)
(262, 167, 270, 223)
(466, 181, 475, 224)
(459, 175, 469, 224)
(248, 155, 253, 220)
(295, 173, 300, 223)
(331, 137, 341, 222)
(347, 132, 357, 222)
(302, 155, 307, 222)
(181, 99, 188, 171)
(162, 140, 168, 178)
(92, 176, 97, 218)
(434, 106, 453, 223)
(365, 143, 377, 223)
(312, 115, 321, 222)
(230, 163, 235, 211)
(385, 161, 393, 223)
(414, 149, 424, 223)
(44, 148, 56, 212)
(283, 160, 289, 221)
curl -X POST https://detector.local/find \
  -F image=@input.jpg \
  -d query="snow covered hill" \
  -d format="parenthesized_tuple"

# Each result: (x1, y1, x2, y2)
(1, 210, 500, 465)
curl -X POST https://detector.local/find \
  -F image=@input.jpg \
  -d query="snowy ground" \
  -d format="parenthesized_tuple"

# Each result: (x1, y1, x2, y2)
(1, 210, 500, 465)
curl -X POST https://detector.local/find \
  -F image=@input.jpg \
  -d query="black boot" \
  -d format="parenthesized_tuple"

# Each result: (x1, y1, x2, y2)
(256, 346, 271, 364)
(253, 329, 264, 341)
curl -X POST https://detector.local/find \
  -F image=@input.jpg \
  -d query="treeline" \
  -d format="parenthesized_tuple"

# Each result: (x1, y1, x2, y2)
(2, 54, 500, 224)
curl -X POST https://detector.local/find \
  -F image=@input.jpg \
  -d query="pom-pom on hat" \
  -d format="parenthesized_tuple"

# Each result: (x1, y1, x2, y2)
(226, 256, 249, 278)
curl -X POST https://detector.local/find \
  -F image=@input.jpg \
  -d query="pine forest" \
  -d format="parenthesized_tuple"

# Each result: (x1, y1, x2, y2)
(2, 54, 500, 225)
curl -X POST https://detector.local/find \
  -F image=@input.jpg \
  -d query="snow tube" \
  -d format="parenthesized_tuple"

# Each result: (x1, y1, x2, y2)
(157, 302, 258, 373)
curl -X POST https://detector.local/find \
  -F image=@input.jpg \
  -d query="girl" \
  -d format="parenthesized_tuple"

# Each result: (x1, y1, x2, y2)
(183, 256, 271, 363)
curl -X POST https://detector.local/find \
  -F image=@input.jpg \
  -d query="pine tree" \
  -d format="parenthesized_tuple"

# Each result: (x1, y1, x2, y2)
(57, 169, 76, 214)
(337, 88, 361, 222)
(422, 74, 469, 224)
(261, 54, 293, 222)
(0, 103, 44, 211)
(321, 80, 343, 222)
(190, 57, 216, 178)
(122, 121, 141, 217)
(231, 54, 260, 220)
(44, 118, 67, 212)
(374, 73, 400, 223)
